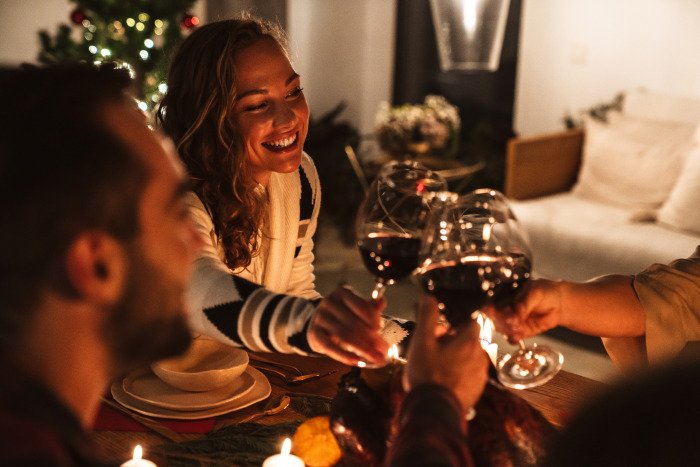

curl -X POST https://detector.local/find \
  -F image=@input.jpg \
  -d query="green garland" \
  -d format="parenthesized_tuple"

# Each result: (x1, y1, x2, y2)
(152, 422, 302, 467)
(149, 394, 332, 466)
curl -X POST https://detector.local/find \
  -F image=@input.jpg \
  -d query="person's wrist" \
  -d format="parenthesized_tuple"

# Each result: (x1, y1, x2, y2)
(414, 383, 474, 433)
(554, 279, 573, 328)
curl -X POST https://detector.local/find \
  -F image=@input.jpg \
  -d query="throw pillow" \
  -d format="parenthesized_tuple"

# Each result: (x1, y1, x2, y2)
(657, 140, 700, 234)
(572, 112, 695, 210)
(624, 89, 700, 125)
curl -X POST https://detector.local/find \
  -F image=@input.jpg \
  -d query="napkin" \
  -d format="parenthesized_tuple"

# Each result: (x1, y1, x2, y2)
(92, 403, 215, 434)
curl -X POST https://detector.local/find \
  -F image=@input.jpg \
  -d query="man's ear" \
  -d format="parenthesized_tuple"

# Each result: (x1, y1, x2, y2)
(64, 232, 126, 304)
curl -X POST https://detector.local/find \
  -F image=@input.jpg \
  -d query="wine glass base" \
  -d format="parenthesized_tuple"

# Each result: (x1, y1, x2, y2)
(497, 343, 564, 390)
(356, 360, 389, 369)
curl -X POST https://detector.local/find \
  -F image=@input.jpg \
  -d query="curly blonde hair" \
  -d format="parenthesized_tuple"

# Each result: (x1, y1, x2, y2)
(157, 17, 288, 270)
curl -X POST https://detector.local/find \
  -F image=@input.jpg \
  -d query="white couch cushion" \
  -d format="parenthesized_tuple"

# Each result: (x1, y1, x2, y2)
(624, 89, 700, 125)
(657, 140, 700, 234)
(512, 192, 700, 282)
(572, 112, 695, 210)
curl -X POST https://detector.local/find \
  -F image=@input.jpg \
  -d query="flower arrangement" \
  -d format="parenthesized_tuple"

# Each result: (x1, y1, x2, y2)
(374, 95, 461, 159)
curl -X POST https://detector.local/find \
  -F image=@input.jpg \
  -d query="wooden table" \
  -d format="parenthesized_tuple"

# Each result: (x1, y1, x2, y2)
(92, 352, 606, 464)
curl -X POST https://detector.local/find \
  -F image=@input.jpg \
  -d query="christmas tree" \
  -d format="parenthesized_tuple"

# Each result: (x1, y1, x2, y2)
(37, 0, 199, 113)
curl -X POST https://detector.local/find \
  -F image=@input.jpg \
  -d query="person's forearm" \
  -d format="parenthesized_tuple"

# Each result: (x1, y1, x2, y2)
(188, 261, 318, 354)
(558, 275, 646, 338)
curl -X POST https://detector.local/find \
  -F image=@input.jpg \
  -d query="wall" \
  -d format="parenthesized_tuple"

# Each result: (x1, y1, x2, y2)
(287, 0, 396, 135)
(1, 0, 72, 65)
(515, 0, 700, 136)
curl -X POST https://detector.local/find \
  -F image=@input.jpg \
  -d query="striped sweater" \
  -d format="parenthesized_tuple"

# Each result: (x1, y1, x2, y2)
(186, 153, 321, 354)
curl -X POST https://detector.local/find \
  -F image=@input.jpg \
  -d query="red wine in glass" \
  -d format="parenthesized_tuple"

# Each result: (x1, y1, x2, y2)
(491, 253, 532, 309)
(419, 254, 528, 326)
(358, 233, 422, 285)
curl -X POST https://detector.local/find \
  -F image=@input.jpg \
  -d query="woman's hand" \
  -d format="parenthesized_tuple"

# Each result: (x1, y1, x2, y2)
(485, 279, 564, 344)
(307, 284, 389, 366)
(404, 296, 488, 413)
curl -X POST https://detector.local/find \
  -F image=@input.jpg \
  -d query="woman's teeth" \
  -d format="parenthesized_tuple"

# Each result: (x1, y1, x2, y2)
(264, 133, 297, 149)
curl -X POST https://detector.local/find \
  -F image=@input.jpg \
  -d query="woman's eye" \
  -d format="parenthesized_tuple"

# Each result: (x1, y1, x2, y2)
(244, 102, 267, 112)
(287, 87, 304, 99)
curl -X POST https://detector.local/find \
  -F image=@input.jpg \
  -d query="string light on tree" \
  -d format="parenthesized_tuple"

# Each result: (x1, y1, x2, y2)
(182, 13, 200, 29)
(37, 0, 198, 116)
(70, 8, 87, 25)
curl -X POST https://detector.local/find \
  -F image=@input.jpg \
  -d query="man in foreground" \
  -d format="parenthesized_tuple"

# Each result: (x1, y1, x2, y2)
(0, 64, 203, 465)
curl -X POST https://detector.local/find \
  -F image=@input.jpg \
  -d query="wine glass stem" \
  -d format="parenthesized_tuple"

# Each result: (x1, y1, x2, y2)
(371, 280, 386, 300)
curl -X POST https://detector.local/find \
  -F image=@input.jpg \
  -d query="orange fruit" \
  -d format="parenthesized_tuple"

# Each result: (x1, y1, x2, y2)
(292, 416, 342, 467)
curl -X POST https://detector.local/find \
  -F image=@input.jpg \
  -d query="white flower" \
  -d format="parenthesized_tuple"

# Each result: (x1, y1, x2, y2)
(374, 95, 461, 156)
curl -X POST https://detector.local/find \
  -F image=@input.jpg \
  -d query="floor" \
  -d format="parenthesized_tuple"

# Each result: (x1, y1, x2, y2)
(313, 223, 621, 384)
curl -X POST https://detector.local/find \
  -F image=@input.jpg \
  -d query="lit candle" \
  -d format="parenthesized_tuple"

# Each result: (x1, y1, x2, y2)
(120, 445, 157, 467)
(262, 438, 304, 467)
(477, 314, 499, 366)
(388, 344, 407, 365)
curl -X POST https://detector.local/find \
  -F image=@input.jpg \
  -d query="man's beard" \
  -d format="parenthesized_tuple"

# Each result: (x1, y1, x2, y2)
(103, 245, 192, 374)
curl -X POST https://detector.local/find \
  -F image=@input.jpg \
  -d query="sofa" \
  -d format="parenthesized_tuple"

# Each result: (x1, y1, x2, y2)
(505, 90, 700, 282)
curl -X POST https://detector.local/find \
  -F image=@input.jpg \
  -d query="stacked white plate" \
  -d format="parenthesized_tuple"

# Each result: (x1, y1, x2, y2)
(111, 338, 270, 420)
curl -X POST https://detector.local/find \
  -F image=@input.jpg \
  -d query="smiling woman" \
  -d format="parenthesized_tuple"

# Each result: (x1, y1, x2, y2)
(156, 16, 389, 367)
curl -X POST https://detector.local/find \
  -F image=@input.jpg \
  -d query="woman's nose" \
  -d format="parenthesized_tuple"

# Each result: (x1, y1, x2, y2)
(272, 102, 296, 128)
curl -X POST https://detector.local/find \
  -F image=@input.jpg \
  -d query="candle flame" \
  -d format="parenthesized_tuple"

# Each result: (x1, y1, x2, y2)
(477, 313, 491, 341)
(281, 438, 292, 455)
(476, 313, 498, 365)
(387, 343, 407, 364)
(133, 445, 143, 461)
(388, 344, 399, 360)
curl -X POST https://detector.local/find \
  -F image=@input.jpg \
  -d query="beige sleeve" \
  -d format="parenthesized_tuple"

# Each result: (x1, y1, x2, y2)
(632, 246, 700, 365)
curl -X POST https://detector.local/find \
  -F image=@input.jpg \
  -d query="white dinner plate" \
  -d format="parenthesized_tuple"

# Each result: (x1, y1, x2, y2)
(111, 366, 271, 420)
(122, 367, 255, 411)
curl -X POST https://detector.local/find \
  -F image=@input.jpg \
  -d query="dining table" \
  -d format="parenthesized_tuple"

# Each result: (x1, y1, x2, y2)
(92, 351, 607, 466)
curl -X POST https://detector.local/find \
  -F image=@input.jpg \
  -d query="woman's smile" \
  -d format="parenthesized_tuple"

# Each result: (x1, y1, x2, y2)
(262, 131, 299, 152)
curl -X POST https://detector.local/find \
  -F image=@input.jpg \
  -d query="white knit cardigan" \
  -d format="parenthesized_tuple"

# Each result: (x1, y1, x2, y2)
(185, 153, 322, 354)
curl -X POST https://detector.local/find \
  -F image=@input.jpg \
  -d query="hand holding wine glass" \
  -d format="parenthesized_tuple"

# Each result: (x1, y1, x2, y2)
(403, 295, 489, 414)
(485, 278, 565, 345)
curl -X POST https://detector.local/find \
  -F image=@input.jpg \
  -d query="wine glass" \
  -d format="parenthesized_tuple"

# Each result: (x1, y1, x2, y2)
(353, 160, 447, 368)
(356, 160, 447, 300)
(416, 188, 563, 389)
